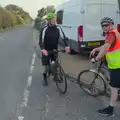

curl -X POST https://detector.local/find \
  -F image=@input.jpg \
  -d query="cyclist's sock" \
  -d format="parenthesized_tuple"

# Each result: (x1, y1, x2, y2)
(110, 87, 118, 107)
(110, 103, 114, 107)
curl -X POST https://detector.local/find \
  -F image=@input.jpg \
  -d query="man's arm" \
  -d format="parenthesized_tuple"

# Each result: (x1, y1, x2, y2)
(96, 43, 111, 61)
(57, 25, 68, 46)
(39, 28, 43, 49)
(96, 33, 115, 61)
(39, 26, 47, 49)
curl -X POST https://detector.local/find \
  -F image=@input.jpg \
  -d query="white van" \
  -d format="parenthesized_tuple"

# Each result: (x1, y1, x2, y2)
(55, 0, 120, 53)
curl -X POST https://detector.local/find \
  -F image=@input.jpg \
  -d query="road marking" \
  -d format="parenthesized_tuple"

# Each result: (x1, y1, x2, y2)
(44, 94, 51, 117)
(18, 116, 24, 120)
(29, 65, 34, 74)
(17, 53, 36, 120)
(27, 76, 32, 87)
(22, 89, 30, 107)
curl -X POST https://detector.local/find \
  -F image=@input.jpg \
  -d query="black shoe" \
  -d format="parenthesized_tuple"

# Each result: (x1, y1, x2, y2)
(43, 73, 48, 86)
(97, 106, 114, 117)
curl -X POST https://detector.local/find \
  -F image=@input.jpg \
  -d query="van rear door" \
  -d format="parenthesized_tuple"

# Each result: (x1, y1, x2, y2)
(101, 0, 119, 28)
(83, 0, 104, 45)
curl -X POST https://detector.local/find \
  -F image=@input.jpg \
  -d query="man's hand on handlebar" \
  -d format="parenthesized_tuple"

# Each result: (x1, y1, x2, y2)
(91, 57, 97, 63)
(41, 49, 48, 56)
(41, 47, 70, 56)
(90, 48, 100, 63)
(90, 47, 101, 58)
(65, 46, 70, 53)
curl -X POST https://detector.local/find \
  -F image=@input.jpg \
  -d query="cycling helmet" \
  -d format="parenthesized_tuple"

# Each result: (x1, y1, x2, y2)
(46, 13, 56, 20)
(101, 17, 114, 25)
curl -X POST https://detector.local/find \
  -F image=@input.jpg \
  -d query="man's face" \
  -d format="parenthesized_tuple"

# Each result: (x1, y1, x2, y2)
(101, 22, 113, 33)
(48, 18, 56, 25)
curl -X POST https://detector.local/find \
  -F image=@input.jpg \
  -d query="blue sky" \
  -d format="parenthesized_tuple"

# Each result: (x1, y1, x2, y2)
(0, 0, 65, 18)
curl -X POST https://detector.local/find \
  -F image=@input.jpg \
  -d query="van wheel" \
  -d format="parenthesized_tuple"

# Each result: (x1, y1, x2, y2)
(69, 46, 76, 55)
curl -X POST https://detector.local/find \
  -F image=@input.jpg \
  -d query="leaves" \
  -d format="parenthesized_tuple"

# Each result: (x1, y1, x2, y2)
(0, 4, 33, 30)
(34, 5, 56, 30)
(37, 5, 55, 18)
(37, 8, 47, 18)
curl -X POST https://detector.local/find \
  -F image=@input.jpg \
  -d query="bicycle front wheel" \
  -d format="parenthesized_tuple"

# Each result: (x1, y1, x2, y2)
(77, 69, 106, 97)
(54, 64, 67, 95)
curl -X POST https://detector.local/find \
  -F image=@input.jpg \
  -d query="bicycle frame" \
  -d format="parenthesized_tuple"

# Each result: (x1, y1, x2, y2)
(95, 61, 110, 82)
(48, 49, 65, 76)
(95, 61, 106, 72)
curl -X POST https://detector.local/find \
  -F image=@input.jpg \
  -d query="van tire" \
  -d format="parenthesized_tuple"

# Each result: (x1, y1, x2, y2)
(69, 46, 76, 55)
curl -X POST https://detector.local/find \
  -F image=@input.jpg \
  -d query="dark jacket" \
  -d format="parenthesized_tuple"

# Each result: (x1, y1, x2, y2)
(39, 24, 68, 50)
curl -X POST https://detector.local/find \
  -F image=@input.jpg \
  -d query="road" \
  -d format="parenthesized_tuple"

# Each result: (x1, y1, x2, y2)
(0, 25, 34, 120)
(0, 26, 120, 120)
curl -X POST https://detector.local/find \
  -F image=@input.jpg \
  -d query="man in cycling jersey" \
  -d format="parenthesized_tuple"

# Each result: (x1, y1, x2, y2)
(39, 13, 70, 86)
(90, 17, 120, 117)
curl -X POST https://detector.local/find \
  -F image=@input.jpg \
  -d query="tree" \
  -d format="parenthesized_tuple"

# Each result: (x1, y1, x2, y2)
(46, 5, 55, 14)
(5, 4, 19, 11)
(34, 5, 56, 30)
(37, 8, 46, 18)
(37, 5, 55, 18)
(5, 4, 33, 24)
(0, 4, 32, 30)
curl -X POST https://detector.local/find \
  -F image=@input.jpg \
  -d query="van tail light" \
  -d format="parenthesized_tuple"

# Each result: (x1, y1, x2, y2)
(117, 24, 120, 33)
(78, 26, 83, 43)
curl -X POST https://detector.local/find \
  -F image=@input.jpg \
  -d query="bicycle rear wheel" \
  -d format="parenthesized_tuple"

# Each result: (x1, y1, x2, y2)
(54, 64, 67, 94)
(77, 69, 106, 97)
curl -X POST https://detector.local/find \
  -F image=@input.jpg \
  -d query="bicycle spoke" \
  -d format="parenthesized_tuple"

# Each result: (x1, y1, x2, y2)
(78, 69, 106, 97)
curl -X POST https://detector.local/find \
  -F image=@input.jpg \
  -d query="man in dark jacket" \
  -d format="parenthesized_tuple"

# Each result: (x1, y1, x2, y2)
(39, 13, 70, 86)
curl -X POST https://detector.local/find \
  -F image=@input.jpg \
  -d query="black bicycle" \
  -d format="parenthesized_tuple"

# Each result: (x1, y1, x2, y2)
(46, 49, 67, 95)
(77, 60, 108, 97)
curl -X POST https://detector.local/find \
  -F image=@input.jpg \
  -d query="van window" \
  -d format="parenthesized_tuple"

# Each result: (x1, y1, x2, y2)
(56, 10, 63, 24)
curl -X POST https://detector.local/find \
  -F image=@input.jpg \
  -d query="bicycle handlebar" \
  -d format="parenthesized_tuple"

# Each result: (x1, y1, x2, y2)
(90, 52, 99, 59)
(47, 49, 66, 55)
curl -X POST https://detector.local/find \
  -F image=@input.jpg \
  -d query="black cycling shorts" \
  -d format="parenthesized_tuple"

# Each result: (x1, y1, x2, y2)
(41, 53, 57, 65)
(110, 68, 120, 88)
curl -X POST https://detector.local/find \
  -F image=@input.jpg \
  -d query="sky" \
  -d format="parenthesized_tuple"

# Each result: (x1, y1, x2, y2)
(0, 0, 65, 18)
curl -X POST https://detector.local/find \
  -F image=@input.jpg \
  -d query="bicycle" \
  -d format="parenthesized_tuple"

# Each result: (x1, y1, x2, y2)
(77, 60, 120, 97)
(46, 49, 67, 95)
(77, 60, 107, 97)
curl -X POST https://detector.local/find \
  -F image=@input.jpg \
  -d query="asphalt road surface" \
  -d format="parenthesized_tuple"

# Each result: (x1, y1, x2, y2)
(0, 25, 34, 120)
(0, 26, 120, 120)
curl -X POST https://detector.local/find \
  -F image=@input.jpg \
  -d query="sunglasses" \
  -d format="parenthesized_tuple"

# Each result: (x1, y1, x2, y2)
(101, 24, 109, 28)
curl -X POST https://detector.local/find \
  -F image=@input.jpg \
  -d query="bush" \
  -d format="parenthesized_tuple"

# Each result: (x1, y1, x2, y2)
(0, 7, 22, 29)
(0, 4, 32, 30)
(34, 17, 41, 30)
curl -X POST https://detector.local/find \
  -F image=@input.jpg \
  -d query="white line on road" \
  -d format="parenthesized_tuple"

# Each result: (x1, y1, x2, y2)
(44, 94, 51, 116)
(18, 116, 24, 120)
(17, 53, 36, 120)
(29, 65, 34, 74)
(27, 76, 32, 87)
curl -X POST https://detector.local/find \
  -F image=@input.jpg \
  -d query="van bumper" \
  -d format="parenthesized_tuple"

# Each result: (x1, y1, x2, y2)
(79, 40, 105, 51)
(68, 39, 105, 53)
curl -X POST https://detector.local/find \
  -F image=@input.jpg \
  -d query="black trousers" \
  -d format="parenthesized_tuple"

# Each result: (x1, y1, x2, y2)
(41, 53, 56, 65)
(109, 68, 120, 88)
